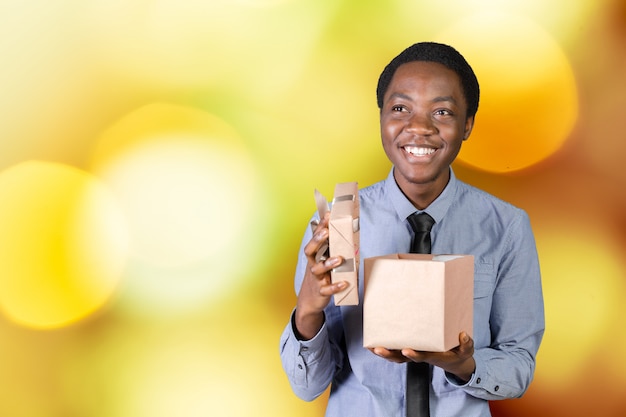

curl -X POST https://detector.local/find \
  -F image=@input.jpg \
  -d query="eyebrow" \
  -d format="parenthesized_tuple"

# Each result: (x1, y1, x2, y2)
(432, 95, 457, 104)
(388, 93, 458, 105)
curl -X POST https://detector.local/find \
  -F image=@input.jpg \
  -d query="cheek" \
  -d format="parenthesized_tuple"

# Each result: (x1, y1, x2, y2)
(380, 127, 399, 161)
(443, 139, 464, 163)
(440, 124, 466, 144)
(380, 119, 400, 139)
(380, 126, 398, 153)
(379, 122, 390, 143)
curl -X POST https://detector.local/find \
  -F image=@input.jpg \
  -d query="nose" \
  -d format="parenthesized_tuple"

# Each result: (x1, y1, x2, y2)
(406, 113, 436, 136)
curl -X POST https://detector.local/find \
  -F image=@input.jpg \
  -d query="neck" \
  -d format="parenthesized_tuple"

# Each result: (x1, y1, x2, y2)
(394, 168, 450, 210)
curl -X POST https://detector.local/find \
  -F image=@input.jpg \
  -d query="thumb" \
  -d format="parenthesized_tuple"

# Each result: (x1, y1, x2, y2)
(459, 331, 473, 351)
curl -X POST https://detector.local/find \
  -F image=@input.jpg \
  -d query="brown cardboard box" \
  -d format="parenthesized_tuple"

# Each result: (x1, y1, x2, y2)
(328, 182, 360, 305)
(363, 254, 473, 351)
(312, 183, 360, 306)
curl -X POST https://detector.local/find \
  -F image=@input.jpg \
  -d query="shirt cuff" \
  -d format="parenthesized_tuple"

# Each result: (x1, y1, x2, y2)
(290, 309, 327, 347)
(444, 350, 507, 397)
(444, 370, 474, 387)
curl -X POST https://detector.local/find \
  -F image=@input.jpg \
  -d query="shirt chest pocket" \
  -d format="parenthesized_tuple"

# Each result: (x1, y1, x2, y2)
(473, 260, 496, 299)
(472, 260, 496, 349)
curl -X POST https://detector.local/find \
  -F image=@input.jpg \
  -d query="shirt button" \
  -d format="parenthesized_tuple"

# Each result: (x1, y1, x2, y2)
(301, 347, 309, 351)
(475, 378, 481, 384)
(297, 364, 303, 370)
(494, 385, 500, 392)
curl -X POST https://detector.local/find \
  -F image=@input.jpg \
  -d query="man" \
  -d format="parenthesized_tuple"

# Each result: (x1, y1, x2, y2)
(280, 42, 544, 417)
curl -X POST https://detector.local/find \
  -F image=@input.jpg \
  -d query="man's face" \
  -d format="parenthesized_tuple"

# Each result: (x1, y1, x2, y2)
(380, 61, 474, 197)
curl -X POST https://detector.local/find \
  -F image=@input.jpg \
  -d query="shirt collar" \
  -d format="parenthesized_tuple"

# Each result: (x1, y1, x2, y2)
(385, 167, 458, 224)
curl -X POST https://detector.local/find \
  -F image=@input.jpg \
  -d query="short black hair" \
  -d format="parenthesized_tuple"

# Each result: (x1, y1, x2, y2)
(376, 42, 480, 117)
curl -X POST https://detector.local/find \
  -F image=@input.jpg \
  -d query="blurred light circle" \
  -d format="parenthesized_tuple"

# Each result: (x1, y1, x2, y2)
(435, 11, 578, 172)
(62, 302, 325, 417)
(534, 224, 625, 387)
(91, 103, 270, 312)
(82, 0, 337, 97)
(0, 161, 129, 328)
(97, 137, 256, 268)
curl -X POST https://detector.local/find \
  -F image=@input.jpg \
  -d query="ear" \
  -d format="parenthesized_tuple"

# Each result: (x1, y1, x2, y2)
(463, 115, 475, 141)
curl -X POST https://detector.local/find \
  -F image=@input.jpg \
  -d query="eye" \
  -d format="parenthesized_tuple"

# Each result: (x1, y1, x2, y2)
(434, 109, 452, 116)
(391, 105, 405, 112)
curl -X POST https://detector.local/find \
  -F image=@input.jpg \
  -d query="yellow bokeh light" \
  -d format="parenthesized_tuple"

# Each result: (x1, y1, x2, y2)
(91, 103, 272, 314)
(82, 0, 338, 96)
(0, 161, 129, 329)
(395, 0, 603, 47)
(96, 137, 257, 268)
(597, 295, 626, 390)
(61, 301, 325, 417)
(533, 225, 625, 388)
(434, 11, 578, 172)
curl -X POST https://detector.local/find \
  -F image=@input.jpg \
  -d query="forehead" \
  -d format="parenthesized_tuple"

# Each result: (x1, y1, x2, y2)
(386, 61, 464, 99)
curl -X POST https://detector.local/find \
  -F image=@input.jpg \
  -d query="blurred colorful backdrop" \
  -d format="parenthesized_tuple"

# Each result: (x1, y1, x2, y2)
(0, 0, 625, 416)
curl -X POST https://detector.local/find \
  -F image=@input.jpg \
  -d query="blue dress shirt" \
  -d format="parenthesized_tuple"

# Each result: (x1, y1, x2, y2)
(280, 169, 545, 417)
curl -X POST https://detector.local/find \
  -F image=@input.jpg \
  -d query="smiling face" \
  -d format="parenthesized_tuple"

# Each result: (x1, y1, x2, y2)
(380, 60, 475, 208)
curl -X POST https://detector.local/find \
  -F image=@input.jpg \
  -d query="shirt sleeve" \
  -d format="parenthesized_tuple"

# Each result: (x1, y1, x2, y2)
(279, 222, 345, 401)
(279, 310, 337, 401)
(446, 210, 545, 400)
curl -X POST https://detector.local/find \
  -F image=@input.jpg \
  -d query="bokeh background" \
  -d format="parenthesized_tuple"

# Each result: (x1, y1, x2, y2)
(0, 0, 624, 416)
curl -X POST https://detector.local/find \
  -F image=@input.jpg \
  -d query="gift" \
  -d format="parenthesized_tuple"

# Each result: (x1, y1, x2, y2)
(363, 254, 473, 351)
(312, 182, 360, 305)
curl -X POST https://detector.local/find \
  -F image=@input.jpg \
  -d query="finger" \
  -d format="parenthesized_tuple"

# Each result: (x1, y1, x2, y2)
(373, 347, 390, 357)
(372, 347, 409, 363)
(309, 256, 343, 277)
(311, 213, 331, 261)
(312, 211, 330, 233)
(401, 348, 414, 359)
(304, 228, 329, 260)
(319, 280, 348, 296)
(401, 348, 427, 363)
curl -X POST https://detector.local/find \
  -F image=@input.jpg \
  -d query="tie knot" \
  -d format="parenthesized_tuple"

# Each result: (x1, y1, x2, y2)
(407, 212, 435, 233)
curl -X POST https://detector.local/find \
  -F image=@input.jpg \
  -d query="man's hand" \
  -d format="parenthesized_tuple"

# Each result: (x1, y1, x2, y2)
(294, 212, 346, 340)
(369, 332, 476, 383)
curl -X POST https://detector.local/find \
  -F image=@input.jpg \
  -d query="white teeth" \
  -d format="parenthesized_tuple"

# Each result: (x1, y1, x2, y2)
(404, 146, 436, 156)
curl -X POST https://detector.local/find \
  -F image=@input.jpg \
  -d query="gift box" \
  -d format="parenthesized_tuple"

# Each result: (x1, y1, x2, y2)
(312, 182, 360, 305)
(363, 254, 473, 351)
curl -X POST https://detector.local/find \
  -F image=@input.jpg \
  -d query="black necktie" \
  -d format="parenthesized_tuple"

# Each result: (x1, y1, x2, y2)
(407, 212, 435, 254)
(405, 212, 435, 417)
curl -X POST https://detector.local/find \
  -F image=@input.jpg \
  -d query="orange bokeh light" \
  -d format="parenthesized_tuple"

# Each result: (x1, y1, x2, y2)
(436, 11, 578, 172)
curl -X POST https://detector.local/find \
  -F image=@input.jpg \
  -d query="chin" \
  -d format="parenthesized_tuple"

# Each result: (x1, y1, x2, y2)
(400, 167, 446, 186)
